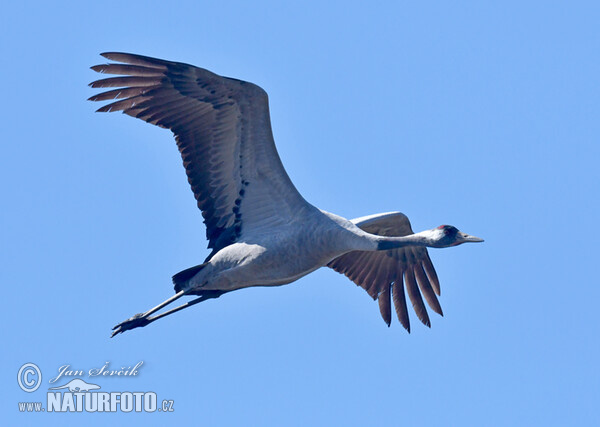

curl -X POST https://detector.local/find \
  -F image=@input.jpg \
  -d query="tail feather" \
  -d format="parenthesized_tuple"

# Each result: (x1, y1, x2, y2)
(172, 263, 208, 292)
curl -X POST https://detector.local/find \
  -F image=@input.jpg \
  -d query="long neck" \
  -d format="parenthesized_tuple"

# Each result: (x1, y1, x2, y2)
(375, 231, 433, 250)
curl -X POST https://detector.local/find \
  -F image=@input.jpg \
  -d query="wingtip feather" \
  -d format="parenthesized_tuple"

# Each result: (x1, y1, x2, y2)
(100, 52, 124, 60)
(99, 52, 170, 69)
(90, 64, 107, 73)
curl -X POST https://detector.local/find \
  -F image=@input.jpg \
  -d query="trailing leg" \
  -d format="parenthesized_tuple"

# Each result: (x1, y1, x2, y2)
(110, 290, 225, 337)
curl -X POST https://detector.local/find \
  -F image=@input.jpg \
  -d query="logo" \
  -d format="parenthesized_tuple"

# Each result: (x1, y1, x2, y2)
(17, 363, 42, 393)
(49, 379, 100, 392)
(17, 362, 174, 414)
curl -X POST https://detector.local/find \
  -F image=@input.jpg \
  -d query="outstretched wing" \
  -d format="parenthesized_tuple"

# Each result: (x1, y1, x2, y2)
(89, 53, 308, 259)
(327, 212, 442, 332)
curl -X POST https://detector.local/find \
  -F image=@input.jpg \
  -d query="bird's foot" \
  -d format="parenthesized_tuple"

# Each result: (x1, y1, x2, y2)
(111, 313, 151, 337)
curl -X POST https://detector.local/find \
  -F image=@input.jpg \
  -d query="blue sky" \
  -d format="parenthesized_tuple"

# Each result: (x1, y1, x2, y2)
(2, 1, 599, 425)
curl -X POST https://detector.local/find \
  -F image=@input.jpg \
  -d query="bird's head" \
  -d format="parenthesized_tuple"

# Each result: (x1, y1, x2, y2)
(426, 225, 484, 248)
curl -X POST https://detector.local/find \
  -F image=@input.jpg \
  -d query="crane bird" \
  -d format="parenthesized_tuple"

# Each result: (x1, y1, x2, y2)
(88, 53, 483, 337)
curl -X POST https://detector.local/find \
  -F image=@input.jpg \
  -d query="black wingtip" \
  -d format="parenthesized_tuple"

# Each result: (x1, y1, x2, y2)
(97, 52, 172, 69)
(95, 104, 114, 113)
(110, 325, 122, 338)
(100, 52, 120, 60)
(90, 64, 108, 74)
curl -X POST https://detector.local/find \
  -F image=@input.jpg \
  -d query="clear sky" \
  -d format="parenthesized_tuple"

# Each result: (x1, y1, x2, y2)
(2, 1, 599, 426)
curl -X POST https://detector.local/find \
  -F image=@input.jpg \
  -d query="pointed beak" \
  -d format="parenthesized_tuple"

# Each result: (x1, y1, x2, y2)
(459, 232, 484, 243)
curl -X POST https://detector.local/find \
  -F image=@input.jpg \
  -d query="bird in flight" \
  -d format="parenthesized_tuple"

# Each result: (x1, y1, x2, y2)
(88, 53, 483, 337)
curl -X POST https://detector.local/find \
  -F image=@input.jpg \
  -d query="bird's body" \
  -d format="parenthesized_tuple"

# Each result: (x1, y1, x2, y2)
(183, 209, 375, 293)
(89, 53, 483, 336)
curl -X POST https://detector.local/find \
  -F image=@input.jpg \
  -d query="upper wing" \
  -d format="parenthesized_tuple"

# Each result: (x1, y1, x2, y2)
(327, 212, 442, 332)
(89, 53, 308, 258)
